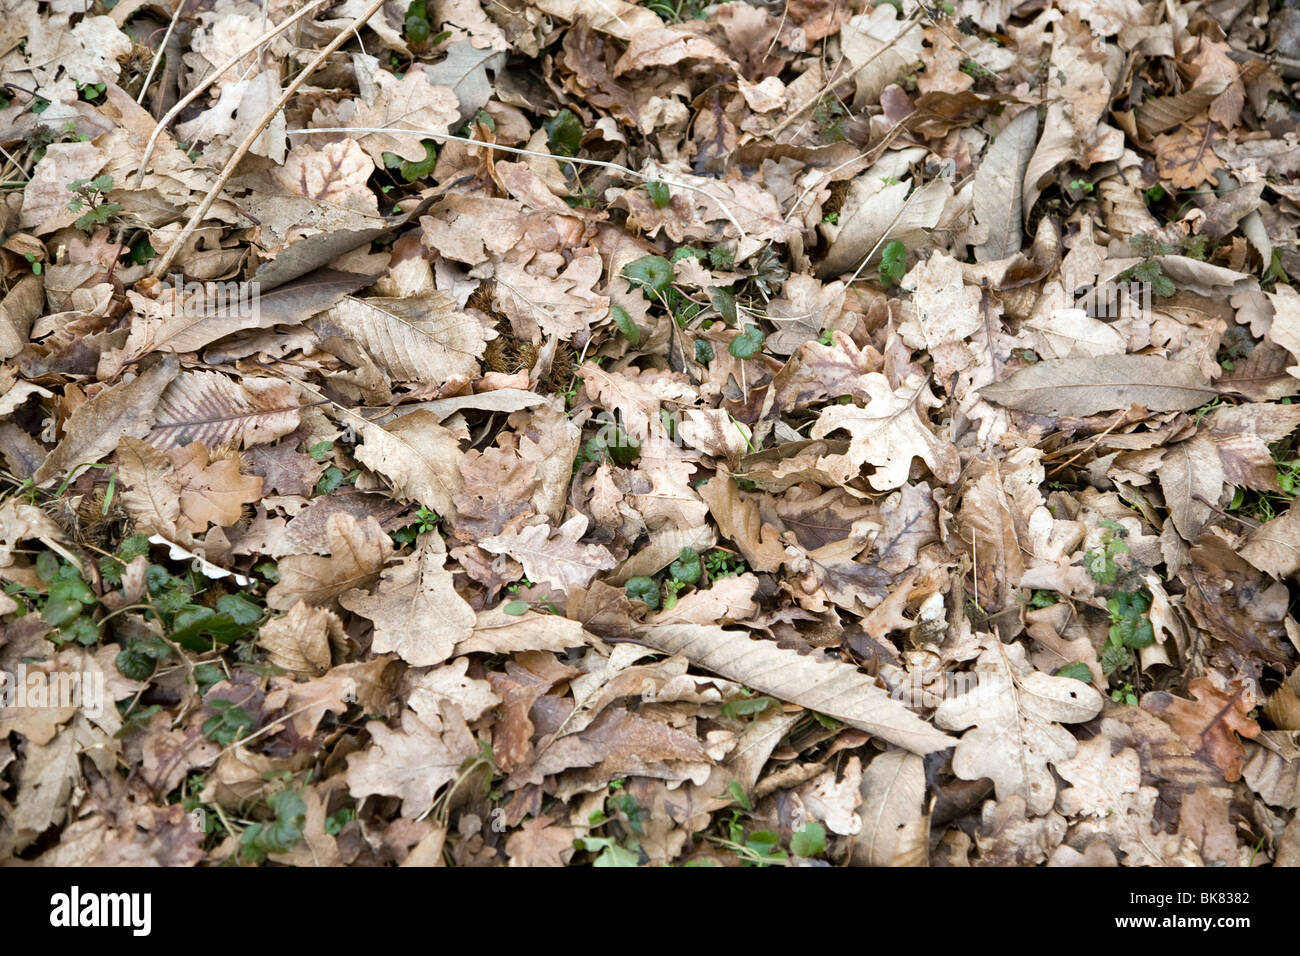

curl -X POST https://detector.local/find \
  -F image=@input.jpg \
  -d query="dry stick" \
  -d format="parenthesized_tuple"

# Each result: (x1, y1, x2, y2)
(151, 0, 387, 278)
(287, 125, 753, 241)
(137, 0, 330, 186)
(137, 0, 189, 106)
(765, 9, 922, 141)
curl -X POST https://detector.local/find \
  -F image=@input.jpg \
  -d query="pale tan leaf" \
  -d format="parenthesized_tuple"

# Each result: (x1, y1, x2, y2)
(116, 437, 181, 537)
(313, 292, 486, 385)
(809, 372, 960, 491)
(257, 600, 341, 676)
(268, 513, 395, 610)
(148, 371, 301, 450)
(1157, 434, 1224, 542)
(972, 107, 1038, 261)
(636, 622, 955, 755)
(354, 409, 464, 516)
(341, 532, 475, 667)
(851, 749, 928, 866)
(34, 355, 179, 485)
(345, 707, 477, 817)
(934, 639, 1104, 815)
(979, 355, 1216, 417)
(480, 515, 616, 593)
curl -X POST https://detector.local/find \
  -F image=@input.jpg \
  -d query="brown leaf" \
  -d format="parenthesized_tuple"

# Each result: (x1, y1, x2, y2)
(1141, 673, 1261, 782)
(268, 513, 395, 610)
(34, 355, 179, 485)
(346, 707, 478, 817)
(637, 622, 954, 755)
(341, 531, 475, 667)
(257, 600, 342, 677)
(148, 371, 301, 451)
(980, 355, 1216, 417)
(165, 443, 263, 535)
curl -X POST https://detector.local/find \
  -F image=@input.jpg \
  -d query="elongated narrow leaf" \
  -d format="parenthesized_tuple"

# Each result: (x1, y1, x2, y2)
(147, 370, 301, 450)
(312, 291, 485, 385)
(636, 623, 954, 755)
(980, 355, 1216, 417)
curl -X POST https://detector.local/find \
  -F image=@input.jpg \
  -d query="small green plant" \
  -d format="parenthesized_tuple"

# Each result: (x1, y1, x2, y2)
(575, 783, 646, 866)
(879, 240, 907, 288)
(1082, 519, 1128, 587)
(1120, 234, 1176, 297)
(403, 0, 431, 44)
(383, 140, 438, 182)
(812, 95, 848, 143)
(610, 304, 640, 345)
(391, 506, 439, 545)
(641, 0, 706, 21)
(66, 175, 120, 233)
(1068, 178, 1094, 194)
(622, 254, 675, 298)
(1110, 682, 1139, 706)
(202, 698, 255, 747)
(625, 575, 660, 610)
(1055, 662, 1094, 683)
(239, 789, 307, 864)
(822, 211, 839, 225)
(704, 548, 747, 580)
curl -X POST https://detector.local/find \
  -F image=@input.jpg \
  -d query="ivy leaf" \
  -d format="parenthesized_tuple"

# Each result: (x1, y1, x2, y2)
(729, 324, 765, 359)
(791, 822, 826, 858)
(646, 180, 671, 208)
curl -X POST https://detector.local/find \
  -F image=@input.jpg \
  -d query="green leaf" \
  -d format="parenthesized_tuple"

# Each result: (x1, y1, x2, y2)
(668, 547, 701, 585)
(610, 304, 640, 345)
(218, 593, 263, 626)
(720, 696, 777, 720)
(791, 822, 826, 858)
(646, 180, 671, 208)
(543, 109, 584, 158)
(728, 323, 765, 359)
(503, 599, 529, 615)
(397, 140, 437, 181)
(1055, 662, 1093, 683)
(694, 339, 714, 364)
(879, 240, 907, 288)
(625, 576, 660, 610)
(622, 255, 674, 297)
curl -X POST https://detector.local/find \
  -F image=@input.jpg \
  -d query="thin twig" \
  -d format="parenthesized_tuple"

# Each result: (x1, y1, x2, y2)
(288, 125, 753, 242)
(137, 0, 331, 187)
(152, 0, 387, 278)
(138, 0, 189, 106)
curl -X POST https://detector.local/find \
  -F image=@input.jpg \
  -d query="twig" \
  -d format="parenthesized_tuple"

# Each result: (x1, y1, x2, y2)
(137, 0, 331, 186)
(138, 0, 189, 107)
(288, 125, 753, 242)
(151, 0, 387, 278)
(765, 7, 922, 141)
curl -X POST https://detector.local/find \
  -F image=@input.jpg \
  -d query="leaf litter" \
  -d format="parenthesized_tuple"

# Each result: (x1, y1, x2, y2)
(0, 0, 1299, 867)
